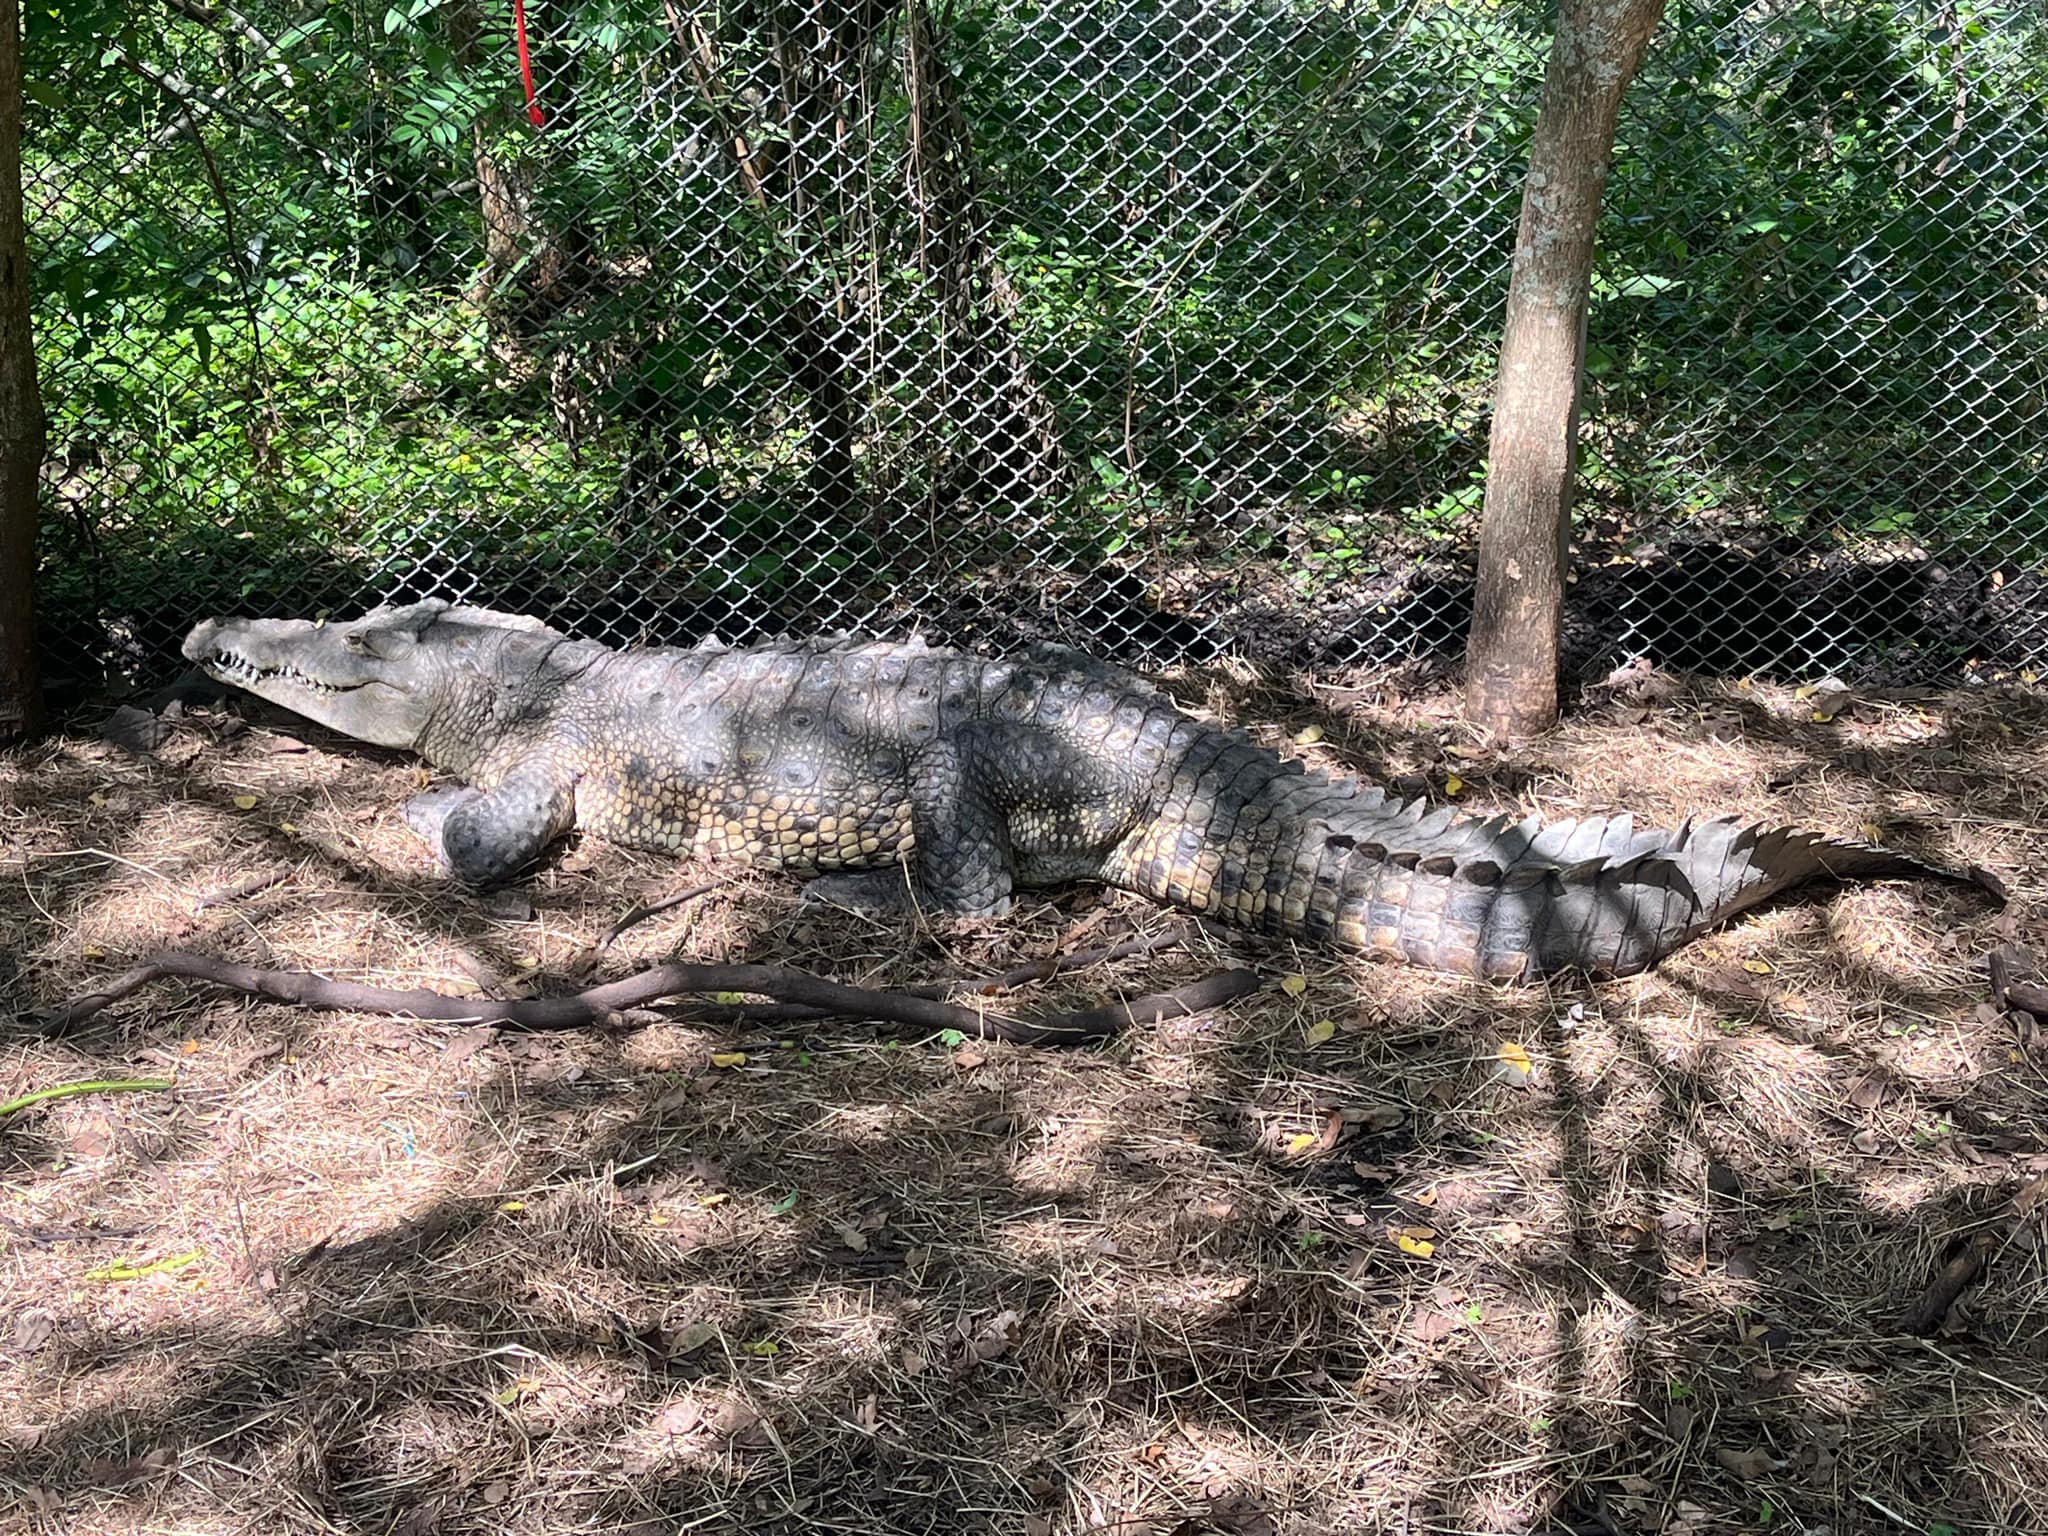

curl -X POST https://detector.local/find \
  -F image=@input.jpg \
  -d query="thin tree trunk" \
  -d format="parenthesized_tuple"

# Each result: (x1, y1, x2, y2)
(0, 0, 45, 740)
(903, 0, 1068, 506)
(1465, 0, 1665, 740)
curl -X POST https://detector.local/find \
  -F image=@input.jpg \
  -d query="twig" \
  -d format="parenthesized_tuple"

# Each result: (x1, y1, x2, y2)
(194, 868, 290, 910)
(598, 878, 729, 949)
(44, 951, 1260, 1048)
(0, 1078, 175, 1118)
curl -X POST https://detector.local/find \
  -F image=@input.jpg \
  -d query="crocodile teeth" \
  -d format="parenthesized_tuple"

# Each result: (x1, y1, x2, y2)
(211, 650, 347, 694)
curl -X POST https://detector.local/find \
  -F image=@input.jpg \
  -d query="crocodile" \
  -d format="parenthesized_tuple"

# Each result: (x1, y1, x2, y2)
(182, 602, 1979, 980)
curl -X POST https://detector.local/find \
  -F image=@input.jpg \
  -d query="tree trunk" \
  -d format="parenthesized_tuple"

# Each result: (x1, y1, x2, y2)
(1464, 0, 1665, 740)
(0, 0, 45, 741)
(903, 0, 1068, 507)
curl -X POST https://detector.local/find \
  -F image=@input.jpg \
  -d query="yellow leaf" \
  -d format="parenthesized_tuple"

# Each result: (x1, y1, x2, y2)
(1741, 959, 1773, 975)
(1858, 822, 1883, 844)
(648, 1214, 670, 1227)
(1280, 974, 1308, 998)
(710, 1052, 748, 1069)
(232, 794, 259, 810)
(1735, 677, 1753, 691)
(2024, 669, 2040, 685)
(1293, 723, 1324, 746)
(713, 991, 749, 1005)
(1498, 1042, 1532, 1070)
(1286, 1132, 1320, 1156)
(82, 944, 105, 960)
(1306, 1019, 1336, 1045)
(743, 1339, 780, 1356)
(1794, 683, 1819, 699)
(497, 1201, 525, 1214)
(180, 1039, 201, 1055)
(1393, 1233, 1436, 1259)
(85, 1249, 202, 1283)
(1444, 773, 1465, 796)
(696, 1192, 730, 1208)
(88, 791, 106, 806)
(1811, 711, 1834, 723)
(280, 821, 298, 834)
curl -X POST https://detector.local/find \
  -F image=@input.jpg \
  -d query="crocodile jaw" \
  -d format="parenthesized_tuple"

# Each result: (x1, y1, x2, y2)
(183, 613, 433, 749)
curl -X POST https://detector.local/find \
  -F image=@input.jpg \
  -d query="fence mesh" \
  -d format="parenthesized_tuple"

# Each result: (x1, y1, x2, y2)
(24, 0, 2048, 698)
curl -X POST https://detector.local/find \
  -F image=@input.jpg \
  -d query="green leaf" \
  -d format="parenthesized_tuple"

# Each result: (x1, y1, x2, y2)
(769, 1189, 800, 1215)
(938, 1028, 966, 1048)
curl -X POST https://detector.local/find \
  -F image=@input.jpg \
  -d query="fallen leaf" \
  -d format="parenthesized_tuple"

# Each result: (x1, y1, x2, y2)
(1847, 1070, 1890, 1111)
(1305, 1019, 1336, 1045)
(835, 1224, 870, 1253)
(442, 1024, 498, 1064)
(670, 1321, 719, 1354)
(2015, 1176, 2048, 1221)
(1858, 821, 1884, 844)
(1741, 958, 1774, 976)
(1493, 1040, 1534, 1087)
(1285, 1132, 1320, 1156)
(651, 1399, 705, 1436)
(1293, 723, 1324, 746)
(1408, 1306, 1459, 1342)
(1279, 973, 1307, 998)
(1341, 1102, 1405, 1134)
(710, 1052, 748, 1069)
(84, 1250, 202, 1284)
(1713, 1444, 1779, 1480)
(971, 1309, 1022, 1362)
(1444, 773, 1465, 796)
(479, 1480, 509, 1507)
(742, 1339, 779, 1356)
(232, 794, 259, 811)
(1389, 1225, 1437, 1258)
(11, 1313, 55, 1353)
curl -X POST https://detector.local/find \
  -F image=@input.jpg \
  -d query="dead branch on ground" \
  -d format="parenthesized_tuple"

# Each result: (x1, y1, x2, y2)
(43, 951, 1260, 1047)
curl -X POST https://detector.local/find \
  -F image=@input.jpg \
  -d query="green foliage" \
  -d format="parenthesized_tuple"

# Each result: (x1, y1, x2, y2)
(21, 0, 2048, 672)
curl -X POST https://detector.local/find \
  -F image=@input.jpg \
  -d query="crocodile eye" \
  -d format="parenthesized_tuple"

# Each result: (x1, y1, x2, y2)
(343, 632, 367, 652)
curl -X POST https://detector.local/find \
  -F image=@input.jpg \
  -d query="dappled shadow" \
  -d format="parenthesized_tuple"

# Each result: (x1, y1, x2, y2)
(4, 664, 2048, 1533)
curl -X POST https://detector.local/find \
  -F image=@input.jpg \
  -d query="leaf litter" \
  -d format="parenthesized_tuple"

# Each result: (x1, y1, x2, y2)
(0, 668, 2044, 1532)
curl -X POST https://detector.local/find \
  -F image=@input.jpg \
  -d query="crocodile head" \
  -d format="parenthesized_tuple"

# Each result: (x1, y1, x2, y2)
(183, 601, 562, 753)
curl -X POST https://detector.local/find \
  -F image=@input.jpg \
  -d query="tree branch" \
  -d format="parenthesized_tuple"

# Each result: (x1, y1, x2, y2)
(41, 951, 1261, 1048)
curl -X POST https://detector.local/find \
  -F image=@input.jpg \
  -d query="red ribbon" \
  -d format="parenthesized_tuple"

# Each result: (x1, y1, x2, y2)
(512, 0, 544, 128)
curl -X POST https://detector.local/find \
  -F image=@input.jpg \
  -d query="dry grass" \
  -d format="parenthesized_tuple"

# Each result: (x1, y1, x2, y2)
(3, 666, 2048, 1536)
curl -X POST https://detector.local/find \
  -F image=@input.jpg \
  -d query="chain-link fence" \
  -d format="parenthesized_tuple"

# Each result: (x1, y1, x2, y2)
(25, 0, 2048, 697)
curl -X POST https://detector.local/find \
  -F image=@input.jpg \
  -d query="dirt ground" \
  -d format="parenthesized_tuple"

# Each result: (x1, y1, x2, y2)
(3, 660, 2047, 1536)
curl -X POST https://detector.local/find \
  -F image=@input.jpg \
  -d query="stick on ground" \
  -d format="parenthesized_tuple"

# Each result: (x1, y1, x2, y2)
(44, 951, 1261, 1047)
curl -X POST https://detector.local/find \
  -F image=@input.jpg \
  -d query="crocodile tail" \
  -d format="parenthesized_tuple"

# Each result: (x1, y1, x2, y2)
(1109, 741, 1975, 978)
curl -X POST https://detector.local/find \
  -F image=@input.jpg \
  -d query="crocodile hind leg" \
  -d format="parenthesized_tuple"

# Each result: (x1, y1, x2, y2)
(803, 740, 1015, 917)
(402, 760, 577, 887)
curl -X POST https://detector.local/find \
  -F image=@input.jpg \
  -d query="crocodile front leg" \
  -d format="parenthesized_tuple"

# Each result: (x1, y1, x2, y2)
(403, 759, 578, 887)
